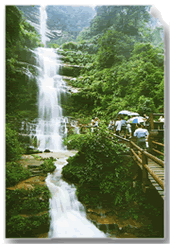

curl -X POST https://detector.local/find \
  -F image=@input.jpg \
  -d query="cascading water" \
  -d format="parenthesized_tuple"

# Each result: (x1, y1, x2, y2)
(32, 6, 68, 152)
(33, 6, 106, 238)
(34, 47, 67, 151)
(46, 155, 106, 238)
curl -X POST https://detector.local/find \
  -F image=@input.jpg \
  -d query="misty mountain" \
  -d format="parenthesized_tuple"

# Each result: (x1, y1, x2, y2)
(17, 5, 96, 44)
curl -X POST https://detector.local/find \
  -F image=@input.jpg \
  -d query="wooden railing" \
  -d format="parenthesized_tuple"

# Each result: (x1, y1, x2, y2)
(149, 112, 164, 157)
(151, 140, 164, 156)
(110, 133, 164, 193)
(149, 112, 164, 131)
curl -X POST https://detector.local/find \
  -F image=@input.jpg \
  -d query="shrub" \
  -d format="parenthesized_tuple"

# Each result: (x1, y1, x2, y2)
(6, 161, 31, 187)
(6, 213, 50, 238)
(6, 186, 51, 237)
(6, 123, 24, 162)
(39, 157, 56, 174)
(63, 133, 89, 150)
(62, 41, 78, 50)
(62, 127, 134, 206)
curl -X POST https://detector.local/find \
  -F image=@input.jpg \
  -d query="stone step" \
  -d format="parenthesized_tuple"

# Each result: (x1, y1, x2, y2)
(28, 165, 41, 169)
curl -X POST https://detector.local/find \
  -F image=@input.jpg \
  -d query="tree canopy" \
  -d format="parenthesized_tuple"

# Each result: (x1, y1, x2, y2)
(61, 5, 164, 119)
(6, 6, 41, 122)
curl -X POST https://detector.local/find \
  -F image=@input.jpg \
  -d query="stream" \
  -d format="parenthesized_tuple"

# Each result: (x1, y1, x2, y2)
(43, 152, 107, 238)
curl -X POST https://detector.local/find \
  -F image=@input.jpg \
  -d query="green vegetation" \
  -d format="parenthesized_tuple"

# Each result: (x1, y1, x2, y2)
(61, 41, 163, 120)
(6, 123, 25, 162)
(6, 5, 41, 162)
(6, 161, 31, 187)
(62, 129, 164, 237)
(6, 186, 50, 238)
(6, 154, 56, 238)
(39, 157, 56, 175)
(59, 5, 164, 121)
(62, 128, 136, 207)
(6, 213, 50, 238)
(6, 6, 41, 130)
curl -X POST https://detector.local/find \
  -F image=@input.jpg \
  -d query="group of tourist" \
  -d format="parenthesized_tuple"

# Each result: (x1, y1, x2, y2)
(90, 111, 164, 149)
(107, 114, 149, 148)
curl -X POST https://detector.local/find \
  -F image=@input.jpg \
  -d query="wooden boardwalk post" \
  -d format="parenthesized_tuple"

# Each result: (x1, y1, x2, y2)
(150, 112, 154, 130)
(142, 150, 149, 192)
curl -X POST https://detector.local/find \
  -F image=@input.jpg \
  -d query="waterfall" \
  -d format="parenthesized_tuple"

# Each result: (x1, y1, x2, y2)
(46, 156, 106, 238)
(40, 5, 47, 46)
(32, 6, 68, 152)
(35, 6, 106, 238)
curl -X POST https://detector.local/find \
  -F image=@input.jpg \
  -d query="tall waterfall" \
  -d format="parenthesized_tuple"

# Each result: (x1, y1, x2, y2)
(40, 5, 47, 46)
(32, 6, 67, 152)
(33, 6, 107, 238)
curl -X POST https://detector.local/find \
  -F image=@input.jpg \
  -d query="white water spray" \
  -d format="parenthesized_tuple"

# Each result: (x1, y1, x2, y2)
(40, 5, 47, 46)
(46, 156, 106, 238)
(32, 6, 68, 152)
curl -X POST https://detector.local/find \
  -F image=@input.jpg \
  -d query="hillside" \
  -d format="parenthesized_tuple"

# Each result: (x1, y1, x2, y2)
(58, 5, 164, 122)
(17, 5, 96, 45)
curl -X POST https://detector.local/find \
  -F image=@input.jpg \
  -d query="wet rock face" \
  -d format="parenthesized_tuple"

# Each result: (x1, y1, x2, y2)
(85, 207, 159, 238)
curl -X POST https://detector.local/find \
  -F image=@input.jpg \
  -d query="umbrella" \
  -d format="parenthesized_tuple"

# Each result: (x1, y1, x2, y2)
(129, 112, 139, 116)
(118, 110, 132, 115)
(128, 116, 145, 124)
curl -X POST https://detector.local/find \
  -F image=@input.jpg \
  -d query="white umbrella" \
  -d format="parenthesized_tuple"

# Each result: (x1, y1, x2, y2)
(128, 116, 145, 124)
(118, 110, 132, 115)
(129, 112, 139, 116)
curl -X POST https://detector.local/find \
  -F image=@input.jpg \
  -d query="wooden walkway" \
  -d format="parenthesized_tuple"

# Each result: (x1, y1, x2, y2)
(147, 159, 164, 199)
(111, 133, 165, 200)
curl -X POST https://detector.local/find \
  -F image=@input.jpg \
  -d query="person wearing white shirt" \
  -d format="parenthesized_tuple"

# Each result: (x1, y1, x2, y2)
(134, 123, 149, 149)
(91, 116, 95, 132)
(108, 118, 115, 130)
(114, 116, 121, 135)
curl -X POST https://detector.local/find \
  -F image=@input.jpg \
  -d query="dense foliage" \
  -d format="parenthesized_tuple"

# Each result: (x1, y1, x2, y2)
(6, 6, 41, 123)
(6, 155, 55, 237)
(6, 6, 42, 161)
(6, 161, 31, 187)
(62, 128, 137, 206)
(87, 6, 150, 38)
(39, 157, 56, 174)
(6, 123, 24, 162)
(6, 186, 50, 237)
(60, 5, 164, 120)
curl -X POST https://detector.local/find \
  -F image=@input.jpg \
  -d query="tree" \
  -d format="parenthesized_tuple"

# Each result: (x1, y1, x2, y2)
(96, 29, 135, 68)
(6, 6, 41, 121)
(89, 6, 150, 38)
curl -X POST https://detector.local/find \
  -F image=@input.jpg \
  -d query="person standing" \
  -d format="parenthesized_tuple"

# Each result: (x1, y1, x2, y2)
(91, 116, 95, 132)
(108, 118, 115, 130)
(126, 122, 132, 138)
(134, 123, 149, 149)
(94, 117, 100, 131)
(114, 116, 121, 135)
(120, 115, 127, 138)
